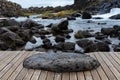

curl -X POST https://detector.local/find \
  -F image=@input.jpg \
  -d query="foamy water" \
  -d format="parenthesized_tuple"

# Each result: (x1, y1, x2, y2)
(93, 8, 120, 19)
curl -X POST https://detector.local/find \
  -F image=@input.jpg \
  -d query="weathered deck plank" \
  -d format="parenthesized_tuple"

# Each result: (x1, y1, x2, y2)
(0, 51, 119, 80)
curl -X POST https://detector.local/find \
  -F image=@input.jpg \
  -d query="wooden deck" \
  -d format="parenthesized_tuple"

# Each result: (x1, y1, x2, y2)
(0, 51, 119, 80)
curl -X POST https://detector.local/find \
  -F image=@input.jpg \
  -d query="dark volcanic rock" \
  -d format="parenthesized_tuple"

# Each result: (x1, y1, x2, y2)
(51, 20, 73, 35)
(55, 35, 65, 43)
(0, 27, 10, 34)
(95, 32, 108, 40)
(21, 19, 40, 28)
(17, 29, 32, 42)
(65, 34, 71, 39)
(63, 42, 75, 51)
(0, 19, 20, 27)
(54, 43, 64, 50)
(39, 30, 51, 35)
(101, 28, 115, 35)
(113, 45, 120, 52)
(82, 12, 92, 19)
(46, 23, 53, 28)
(7, 26, 20, 32)
(113, 25, 120, 31)
(102, 38, 111, 44)
(77, 39, 110, 53)
(67, 16, 76, 20)
(71, 13, 81, 17)
(54, 42, 75, 51)
(1, 31, 21, 43)
(76, 39, 94, 49)
(43, 38, 50, 44)
(58, 20, 68, 30)
(85, 42, 110, 53)
(1, 31, 25, 49)
(109, 14, 120, 19)
(23, 52, 100, 72)
(92, 17, 103, 19)
(29, 37, 36, 44)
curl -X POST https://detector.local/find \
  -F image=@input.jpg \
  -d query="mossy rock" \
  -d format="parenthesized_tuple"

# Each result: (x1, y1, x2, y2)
(74, 32, 83, 39)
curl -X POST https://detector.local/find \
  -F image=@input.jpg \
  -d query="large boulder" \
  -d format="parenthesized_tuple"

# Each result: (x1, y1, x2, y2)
(55, 35, 65, 43)
(23, 52, 100, 72)
(77, 39, 110, 53)
(85, 42, 110, 53)
(1, 31, 21, 43)
(76, 39, 94, 49)
(51, 20, 69, 34)
(1, 31, 25, 49)
(58, 20, 68, 30)
(17, 29, 32, 42)
(101, 28, 115, 35)
(21, 19, 40, 29)
(0, 19, 20, 27)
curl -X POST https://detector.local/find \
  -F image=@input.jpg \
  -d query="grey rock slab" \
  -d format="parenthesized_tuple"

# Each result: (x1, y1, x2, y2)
(23, 52, 100, 72)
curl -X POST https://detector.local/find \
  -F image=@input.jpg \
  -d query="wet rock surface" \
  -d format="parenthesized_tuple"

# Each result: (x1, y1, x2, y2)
(23, 52, 100, 72)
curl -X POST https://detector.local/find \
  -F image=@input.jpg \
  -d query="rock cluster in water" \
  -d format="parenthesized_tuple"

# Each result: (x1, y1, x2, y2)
(1, 15, 120, 52)
(0, 18, 44, 50)
(23, 52, 100, 72)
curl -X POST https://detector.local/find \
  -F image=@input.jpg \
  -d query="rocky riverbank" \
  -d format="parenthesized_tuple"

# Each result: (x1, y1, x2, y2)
(1, 0, 120, 18)
(1, 11, 120, 53)
(0, 0, 120, 53)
